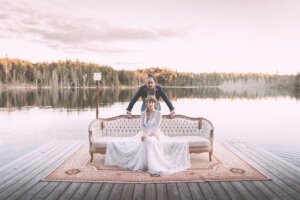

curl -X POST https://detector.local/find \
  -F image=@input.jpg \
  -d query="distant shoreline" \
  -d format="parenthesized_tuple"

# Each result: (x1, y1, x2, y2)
(0, 85, 294, 91)
(0, 85, 220, 90)
(1, 58, 297, 91)
(0, 85, 134, 90)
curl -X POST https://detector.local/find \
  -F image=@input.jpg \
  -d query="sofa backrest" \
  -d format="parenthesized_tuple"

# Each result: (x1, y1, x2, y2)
(89, 115, 214, 138)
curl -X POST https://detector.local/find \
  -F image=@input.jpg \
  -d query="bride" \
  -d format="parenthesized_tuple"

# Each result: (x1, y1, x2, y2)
(104, 95, 191, 176)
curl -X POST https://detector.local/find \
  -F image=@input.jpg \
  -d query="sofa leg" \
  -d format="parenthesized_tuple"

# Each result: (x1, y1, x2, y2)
(209, 152, 212, 161)
(90, 152, 94, 163)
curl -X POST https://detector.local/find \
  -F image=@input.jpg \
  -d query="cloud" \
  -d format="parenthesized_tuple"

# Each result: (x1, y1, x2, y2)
(0, 13, 9, 19)
(20, 17, 182, 43)
(1, 1, 185, 55)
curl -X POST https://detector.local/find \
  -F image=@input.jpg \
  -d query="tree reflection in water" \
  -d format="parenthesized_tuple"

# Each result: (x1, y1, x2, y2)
(0, 87, 298, 110)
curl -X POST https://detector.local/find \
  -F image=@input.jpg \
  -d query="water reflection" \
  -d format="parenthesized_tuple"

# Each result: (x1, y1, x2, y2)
(0, 88, 134, 110)
(0, 87, 298, 109)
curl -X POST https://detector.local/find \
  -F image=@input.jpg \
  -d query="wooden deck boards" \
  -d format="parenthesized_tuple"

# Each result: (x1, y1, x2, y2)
(221, 141, 300, 200)
(0, 140, 299, 200)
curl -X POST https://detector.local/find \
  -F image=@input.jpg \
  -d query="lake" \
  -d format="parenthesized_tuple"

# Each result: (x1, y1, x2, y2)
(0, 87, 300, 168)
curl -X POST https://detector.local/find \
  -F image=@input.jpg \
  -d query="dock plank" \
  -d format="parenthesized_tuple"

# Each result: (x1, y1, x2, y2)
(230, 181, 255, 199)
(107, 183, 124, 200)
(234, 142, 300, 196)
(177, 183, 192, 200)
(0, 141, 56, 174)
(258, 147, 300, 176)
(240, 181, 268, 200)
(58, 182, 81, 200)
(20, 181, 48, 200)
(120, 184, 135, 200)
(72, 183, 92, 200)
(257, 178, 294, 200)
(156, 183, 168, 200)
(145, 184, 156, 200)
(0, 141, 68, 188)
(133, 184, 145, 200)
(44, 182, 71, 200)
(166, 183, 180, 200)
(219, 182, 243, 200)
(221, 141, 300, 199)
(187, 182, 205, 200)
(83, 183, 103, 200)
(209, 181, 231, 200)
(198, 182, 218, 200)
(251, 181, 281, 200)
(96, 183, 113, 200)
(237, 142, 300, 185)
(31, 182, 59, 200)
(0, 141, 81, 200)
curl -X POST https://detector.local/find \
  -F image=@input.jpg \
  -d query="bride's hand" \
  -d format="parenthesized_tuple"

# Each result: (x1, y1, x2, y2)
(141, 134, 147, 142)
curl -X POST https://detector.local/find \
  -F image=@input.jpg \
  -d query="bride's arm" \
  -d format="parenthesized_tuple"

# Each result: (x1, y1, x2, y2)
(140, 111, 147, 134)
(140, 112, 148, 141)
(148, 111, 162, 136)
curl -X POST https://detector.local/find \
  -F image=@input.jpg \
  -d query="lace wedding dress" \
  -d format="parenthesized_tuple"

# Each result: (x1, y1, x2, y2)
(104, 110, 191, 175)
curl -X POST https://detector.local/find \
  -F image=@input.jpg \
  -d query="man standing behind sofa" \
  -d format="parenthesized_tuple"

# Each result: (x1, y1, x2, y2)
(126, 74, 175, 118)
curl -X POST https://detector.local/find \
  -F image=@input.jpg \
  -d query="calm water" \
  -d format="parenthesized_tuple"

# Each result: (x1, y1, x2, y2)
(0, 88, 300, 168)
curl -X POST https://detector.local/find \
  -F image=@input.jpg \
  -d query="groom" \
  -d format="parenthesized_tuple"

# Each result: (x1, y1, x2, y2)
(126, 74, 175, 118)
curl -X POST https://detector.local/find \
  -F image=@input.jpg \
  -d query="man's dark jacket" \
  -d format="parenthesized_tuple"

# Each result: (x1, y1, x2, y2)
(126, 85, 175, 112)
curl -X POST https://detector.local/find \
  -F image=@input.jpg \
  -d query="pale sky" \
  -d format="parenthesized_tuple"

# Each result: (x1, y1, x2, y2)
(1, 0, 300, 74)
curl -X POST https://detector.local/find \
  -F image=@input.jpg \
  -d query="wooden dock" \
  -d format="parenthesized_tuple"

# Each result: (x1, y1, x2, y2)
(0, 140, 299, 200)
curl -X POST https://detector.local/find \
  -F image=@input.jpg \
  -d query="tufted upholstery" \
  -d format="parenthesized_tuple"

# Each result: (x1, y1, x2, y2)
(88, 115, 214, 162)
(89, 116, 213, 138)
(102, 118, 141, 137)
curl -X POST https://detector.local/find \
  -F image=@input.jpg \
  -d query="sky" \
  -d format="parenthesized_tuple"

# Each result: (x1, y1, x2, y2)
(1, 0, 300, 74)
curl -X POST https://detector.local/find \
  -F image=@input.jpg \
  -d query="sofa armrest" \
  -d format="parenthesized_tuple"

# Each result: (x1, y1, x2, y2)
(88, 119, 104, 148)
(89, 130, 94, 147)
(210, 129, 214, 146)
(198, 118, 214, 144)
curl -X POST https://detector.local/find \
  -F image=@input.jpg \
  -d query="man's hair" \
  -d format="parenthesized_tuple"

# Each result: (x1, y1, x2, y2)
(146, 74, 156, 81)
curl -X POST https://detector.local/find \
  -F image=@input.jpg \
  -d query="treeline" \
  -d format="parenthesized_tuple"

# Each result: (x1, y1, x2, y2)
(137, 68, 295, 89)
(295, 73, 300, 90)
(0, 58, 136, 88)
(0, 58, 298, 88)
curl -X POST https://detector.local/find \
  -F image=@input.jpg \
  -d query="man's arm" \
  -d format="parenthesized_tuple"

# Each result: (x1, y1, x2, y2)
(126, 86, 143, 112)
(158, 86, 175, 111)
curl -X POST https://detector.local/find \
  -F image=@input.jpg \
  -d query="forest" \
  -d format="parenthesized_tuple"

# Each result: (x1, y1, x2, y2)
(0, 58, 298, 89)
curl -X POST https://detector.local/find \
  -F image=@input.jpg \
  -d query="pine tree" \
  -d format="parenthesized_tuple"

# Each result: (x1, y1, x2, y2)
(295, 73, 300, 90)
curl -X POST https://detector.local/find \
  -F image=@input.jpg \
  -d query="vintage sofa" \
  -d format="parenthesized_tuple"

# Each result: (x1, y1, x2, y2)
(88, 115, 214, 162)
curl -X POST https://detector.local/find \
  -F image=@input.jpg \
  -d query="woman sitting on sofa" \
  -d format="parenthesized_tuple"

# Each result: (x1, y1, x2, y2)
(104, 95, 190, 176)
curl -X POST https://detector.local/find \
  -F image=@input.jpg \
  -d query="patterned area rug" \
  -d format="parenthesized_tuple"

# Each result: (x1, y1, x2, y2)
(44, 142, 268, 183)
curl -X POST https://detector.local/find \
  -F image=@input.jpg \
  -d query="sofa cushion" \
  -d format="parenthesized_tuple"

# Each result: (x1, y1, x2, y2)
(176, 136, 210, 147)
(93, 135, 210, 148)
(93, 137, 122, 148)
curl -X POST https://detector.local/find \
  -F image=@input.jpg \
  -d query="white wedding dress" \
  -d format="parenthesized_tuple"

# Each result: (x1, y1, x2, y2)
(104, 110, 191, 175)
